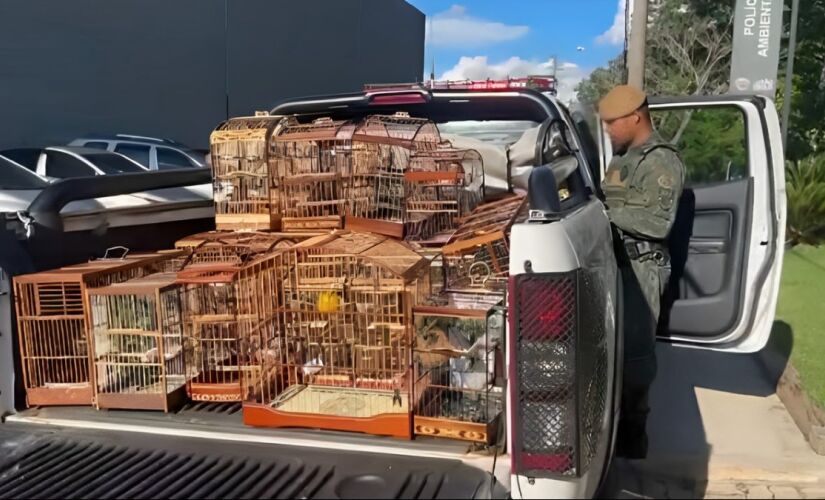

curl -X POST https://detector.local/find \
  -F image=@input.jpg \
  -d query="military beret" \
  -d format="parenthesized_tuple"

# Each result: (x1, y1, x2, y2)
(598, 85, 648, 121)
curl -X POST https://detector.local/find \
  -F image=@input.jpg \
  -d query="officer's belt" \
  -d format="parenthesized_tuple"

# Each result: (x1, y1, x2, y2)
(623, 239, 668, 263)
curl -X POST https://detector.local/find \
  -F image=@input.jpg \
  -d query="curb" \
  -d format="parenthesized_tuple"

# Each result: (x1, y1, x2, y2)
(775, 363, 825, 456)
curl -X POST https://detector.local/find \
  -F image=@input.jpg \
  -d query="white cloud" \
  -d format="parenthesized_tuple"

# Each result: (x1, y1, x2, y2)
(426, 5, 529, 49)
(439, 56, 592, 103)
(596, 0, 627, 46)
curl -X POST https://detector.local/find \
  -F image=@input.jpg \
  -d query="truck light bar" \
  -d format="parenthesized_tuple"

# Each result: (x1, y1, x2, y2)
(363, 76, 557, 95)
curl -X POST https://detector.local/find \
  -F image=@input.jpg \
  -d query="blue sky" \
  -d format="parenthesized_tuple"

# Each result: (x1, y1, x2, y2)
(406, 0, 627, 101)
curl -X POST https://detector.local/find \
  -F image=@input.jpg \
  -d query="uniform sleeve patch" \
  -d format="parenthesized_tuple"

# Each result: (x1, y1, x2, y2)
(657, 175, 673, 189)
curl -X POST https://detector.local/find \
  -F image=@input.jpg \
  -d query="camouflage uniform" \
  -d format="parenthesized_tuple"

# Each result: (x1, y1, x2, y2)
(602, 131, 685, 457)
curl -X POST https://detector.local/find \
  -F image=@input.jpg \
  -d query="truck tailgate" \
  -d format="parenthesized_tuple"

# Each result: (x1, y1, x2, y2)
(0, 423, 505, 499)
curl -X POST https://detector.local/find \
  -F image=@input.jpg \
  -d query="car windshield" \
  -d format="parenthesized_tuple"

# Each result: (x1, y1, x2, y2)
(0, 157, 48, 189)
(82, 153, 147, 174)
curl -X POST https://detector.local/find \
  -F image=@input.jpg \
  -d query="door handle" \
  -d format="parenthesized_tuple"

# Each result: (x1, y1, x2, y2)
(688, 240, 727, 254)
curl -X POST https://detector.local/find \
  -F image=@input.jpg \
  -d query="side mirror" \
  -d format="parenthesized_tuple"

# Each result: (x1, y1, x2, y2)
(527, 164, 561, 220)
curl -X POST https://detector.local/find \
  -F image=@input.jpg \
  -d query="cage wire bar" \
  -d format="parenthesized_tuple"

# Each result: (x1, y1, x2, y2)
(90, 273, 187, 412)
(13, 252, 185, 407)
(441, 193, 528, 292)
(176, 234, 309, 402)
(240, 232, 431, 439)
(270, 118, 357, 232)
(413, 292, 505, 444)
(210, 116, 287, 231)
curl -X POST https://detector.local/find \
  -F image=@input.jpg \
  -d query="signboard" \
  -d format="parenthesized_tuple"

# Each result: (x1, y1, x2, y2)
(729, 0, 785, 99)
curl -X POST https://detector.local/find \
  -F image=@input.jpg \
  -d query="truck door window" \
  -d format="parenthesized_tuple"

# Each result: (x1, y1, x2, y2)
(651, 106, 749, 184)
(83, 141, 110, 150)
(115, 144, 152, 167)
(157, 148, 195, 170)
(45, 152, 95, 178)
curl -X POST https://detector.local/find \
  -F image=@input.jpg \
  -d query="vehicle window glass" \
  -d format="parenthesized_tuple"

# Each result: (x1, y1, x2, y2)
(436, 121, 540, 147)
(115, 144, 152, 167)
(0, 158, 48, 189)
(156, 148, 194, 170)
(83, 153, 146, 174)
(651, 106, 748, 184)
(45, 152, 94, 178)
(83, 141, 110, 150)
(2, 149, 42, 171)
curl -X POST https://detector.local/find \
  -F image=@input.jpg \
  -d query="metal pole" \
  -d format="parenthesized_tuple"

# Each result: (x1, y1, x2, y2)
(627, 0, 648, 89)
(781, 0, 800, 150)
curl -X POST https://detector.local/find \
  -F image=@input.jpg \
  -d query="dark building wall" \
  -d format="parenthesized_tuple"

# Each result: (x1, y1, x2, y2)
(0, 0, 424, 150)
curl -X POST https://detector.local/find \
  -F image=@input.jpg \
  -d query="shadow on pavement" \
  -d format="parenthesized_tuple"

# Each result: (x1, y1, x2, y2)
(601, 322, 794, 499)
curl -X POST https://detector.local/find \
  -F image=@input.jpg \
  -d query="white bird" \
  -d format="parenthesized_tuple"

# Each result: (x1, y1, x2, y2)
(577, 46, 586, 52)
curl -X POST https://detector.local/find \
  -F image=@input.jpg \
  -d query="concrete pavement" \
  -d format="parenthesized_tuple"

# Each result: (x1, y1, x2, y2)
(604, 336, 825, 499)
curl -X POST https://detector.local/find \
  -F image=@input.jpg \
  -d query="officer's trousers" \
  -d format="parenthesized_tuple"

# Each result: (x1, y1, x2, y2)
(618, 257, 663, 457)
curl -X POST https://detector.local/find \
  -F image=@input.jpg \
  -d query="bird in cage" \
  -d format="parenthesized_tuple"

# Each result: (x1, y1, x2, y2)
(316, 291, 341, 313)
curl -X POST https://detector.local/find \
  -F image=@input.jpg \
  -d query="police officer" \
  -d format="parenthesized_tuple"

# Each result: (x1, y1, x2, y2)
(599, 85, 685, 459)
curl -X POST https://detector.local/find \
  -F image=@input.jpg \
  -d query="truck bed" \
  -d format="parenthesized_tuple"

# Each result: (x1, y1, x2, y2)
(0, 416, 506, 499)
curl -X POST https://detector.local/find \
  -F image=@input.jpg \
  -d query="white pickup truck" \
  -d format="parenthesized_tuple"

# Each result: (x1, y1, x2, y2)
(0, 86, 785, 499)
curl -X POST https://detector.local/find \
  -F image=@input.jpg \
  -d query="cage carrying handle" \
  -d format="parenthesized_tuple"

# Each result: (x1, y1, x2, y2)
(102, 246, 130, 260)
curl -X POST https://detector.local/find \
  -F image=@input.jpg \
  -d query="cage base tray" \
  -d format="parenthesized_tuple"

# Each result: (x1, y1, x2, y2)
(414, 413, 501, 445)
(215, 214, 278, 232)
(96, 385, 187, 413)
(26, 385, 93, 407)
(243, 385, 412, 439)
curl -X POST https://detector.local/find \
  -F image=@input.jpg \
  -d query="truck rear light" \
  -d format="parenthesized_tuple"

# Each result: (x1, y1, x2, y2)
(509, 270, 608, 478)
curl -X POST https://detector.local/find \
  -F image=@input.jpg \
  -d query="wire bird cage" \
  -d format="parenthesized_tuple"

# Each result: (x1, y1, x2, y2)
(176, 233, 308, 403)
(441, 193, 528, 292)
(13, 251, 184, 407)
(210, 116, 286, 231)
(240, 232, 431, 439)
(346, 114, 444, 239)
(413, 292, 505, 445)
(270, 117, 357, 232)
(90, 273, 186, 412)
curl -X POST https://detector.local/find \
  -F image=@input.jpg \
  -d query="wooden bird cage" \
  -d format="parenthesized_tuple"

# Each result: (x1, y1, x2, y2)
(441, 193, 528, 293)
(176, 234, 310, 403)
(13, 251, 184, 407)
(270, 117, 357, 232)
(404, 146, 485, 242)
(241, 232, 432, 439)
(210, 116, 286, 231)
(346, 114, 443, 238)
(413, 292, 505, 445)
(90, 273, 186, 412)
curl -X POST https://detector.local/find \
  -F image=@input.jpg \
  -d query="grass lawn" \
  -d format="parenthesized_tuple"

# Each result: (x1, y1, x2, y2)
(775, 245, 825, 408)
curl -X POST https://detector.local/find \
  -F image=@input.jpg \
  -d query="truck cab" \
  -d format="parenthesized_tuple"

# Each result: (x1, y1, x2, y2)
(0, 85, 786, 499)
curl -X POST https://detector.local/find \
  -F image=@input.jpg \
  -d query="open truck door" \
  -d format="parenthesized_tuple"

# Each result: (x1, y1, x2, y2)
(600, 95, 786, 353)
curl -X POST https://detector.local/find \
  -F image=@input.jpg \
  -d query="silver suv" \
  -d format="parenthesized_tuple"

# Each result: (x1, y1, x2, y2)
(69, 133, 206, 170)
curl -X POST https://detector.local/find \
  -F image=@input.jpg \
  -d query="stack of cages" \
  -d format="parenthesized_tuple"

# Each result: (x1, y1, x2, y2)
(13, 251, 184, 407)
(89, 273, 186, 412)
(346, 113, 442, 239)
(412, 292, 505, 445)
(404, 145, 485, 243)
(440, 193, 528, 293)
(270, 117, 357, 232)
(210, 115, 286, 231)
(176, 233, 305, 403)
(406, 194, 527, 445)
(240, 232, 431, 439)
